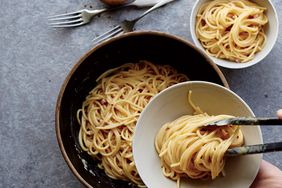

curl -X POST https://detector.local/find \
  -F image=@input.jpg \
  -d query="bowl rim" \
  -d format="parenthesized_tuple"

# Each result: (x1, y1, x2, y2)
(55, 30, 229, 188)
(133, 80, 263, 188)
(189, 0, 279, 69)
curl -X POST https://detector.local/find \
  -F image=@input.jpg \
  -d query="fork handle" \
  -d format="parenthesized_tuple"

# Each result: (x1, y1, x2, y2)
(133, 0, 176, 22)
(85, 3, 132, 16)
(86, 8, 108, 16)
(85, 0, 145, 17)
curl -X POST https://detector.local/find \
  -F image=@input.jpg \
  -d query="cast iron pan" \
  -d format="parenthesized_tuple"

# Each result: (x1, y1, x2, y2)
(56, 31, 229, 188)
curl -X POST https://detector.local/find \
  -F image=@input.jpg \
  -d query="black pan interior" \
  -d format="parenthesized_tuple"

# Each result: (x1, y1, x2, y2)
(58, 32, 226, 188)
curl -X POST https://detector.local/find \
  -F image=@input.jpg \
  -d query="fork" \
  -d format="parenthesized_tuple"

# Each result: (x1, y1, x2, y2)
(48, 8, 108, 28)
(92, 0, 176, 45)
(48, 0, 162, 28)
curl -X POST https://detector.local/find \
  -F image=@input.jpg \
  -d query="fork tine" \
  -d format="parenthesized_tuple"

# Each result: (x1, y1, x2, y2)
(49, 18, 83, 26)
(92, 27, 124, 45)
(48, 14, 81, 21)
(92, 26, 121, 42)
(49, 21, 85, 28)
(47, 10, 82, 19)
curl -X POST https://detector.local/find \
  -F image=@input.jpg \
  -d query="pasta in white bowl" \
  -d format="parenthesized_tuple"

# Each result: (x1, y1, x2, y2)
(190, 0, 278, 69)
(133, 81, 262, 188)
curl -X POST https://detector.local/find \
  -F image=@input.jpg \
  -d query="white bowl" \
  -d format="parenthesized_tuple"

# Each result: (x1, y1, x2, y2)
(133, 81, 263, 188)
(190, 0, 279, 69)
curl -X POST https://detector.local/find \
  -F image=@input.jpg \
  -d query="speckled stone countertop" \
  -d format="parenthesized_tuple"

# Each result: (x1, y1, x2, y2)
(1, 0, 282, 187)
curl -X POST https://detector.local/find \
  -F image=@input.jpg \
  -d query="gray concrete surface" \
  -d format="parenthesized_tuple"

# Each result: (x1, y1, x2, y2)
(1, 0, 281, 187)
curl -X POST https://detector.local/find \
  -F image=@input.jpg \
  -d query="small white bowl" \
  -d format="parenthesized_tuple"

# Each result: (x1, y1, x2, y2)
(190, 0, 279, 69)
(133, 81, 263, 188)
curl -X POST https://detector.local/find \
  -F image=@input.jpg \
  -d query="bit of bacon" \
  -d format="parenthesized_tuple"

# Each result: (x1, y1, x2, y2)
(248, 14, 259, 19)
(188, 155, 198, 170)
(235, 59, 241, 63)
(100, 99, 107, 105)
(218, 129, 229, 139)
(201, 126, 230, 140)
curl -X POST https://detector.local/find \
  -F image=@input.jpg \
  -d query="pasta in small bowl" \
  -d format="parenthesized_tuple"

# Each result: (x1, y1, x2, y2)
(133, 81, 262, 188)
(190, 0, 278, 69)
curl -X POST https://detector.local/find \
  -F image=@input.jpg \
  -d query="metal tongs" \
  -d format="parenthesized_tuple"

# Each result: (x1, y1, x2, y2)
(206, 117, 282, 157)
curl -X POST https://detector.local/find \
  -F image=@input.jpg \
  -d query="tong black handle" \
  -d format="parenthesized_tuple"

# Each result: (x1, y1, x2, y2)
(210, 117, 282, 126)
(226, 142, 282, 157)
(232, 117, 282, 125)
